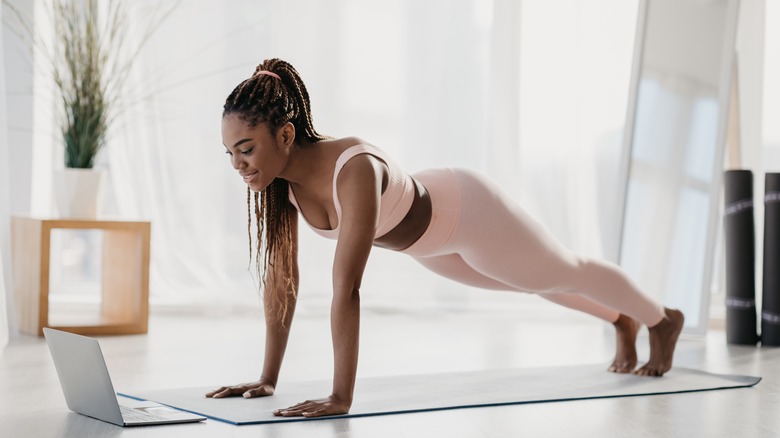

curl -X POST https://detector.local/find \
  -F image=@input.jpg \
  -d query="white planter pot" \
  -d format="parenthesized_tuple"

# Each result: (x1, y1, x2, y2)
(54, 168, 105, 219)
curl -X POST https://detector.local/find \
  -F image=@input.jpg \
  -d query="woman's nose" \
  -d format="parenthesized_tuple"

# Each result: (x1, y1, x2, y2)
(231, 154, 242, 170)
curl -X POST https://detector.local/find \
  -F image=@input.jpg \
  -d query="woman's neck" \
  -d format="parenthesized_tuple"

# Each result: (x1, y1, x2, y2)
(278, 139, 322, 186)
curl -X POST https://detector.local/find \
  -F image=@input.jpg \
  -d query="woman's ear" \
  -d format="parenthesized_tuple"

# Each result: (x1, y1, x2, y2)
(278, 122, 296, 150)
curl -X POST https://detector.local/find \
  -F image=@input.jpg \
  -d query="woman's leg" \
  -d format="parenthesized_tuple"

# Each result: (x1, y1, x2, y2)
(446, 169, 665, 327)
(414, 252, 638, 373)
(408, 167, 682, 375)
(539, 293, 619, 323)
(415, 253, 620, 323)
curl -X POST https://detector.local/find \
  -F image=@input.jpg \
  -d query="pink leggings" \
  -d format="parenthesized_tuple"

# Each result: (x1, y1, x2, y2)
(401, 168, 665, 326)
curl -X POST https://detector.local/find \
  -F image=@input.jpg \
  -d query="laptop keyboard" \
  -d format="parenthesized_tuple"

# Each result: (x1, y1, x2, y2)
(120, 406, 170, 423)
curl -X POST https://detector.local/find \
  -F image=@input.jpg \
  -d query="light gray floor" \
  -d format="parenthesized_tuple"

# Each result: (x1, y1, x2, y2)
(1, 300, 778, 437)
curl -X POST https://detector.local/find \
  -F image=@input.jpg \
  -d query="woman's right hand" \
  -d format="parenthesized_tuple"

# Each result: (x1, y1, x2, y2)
(205, 378, 275, 399)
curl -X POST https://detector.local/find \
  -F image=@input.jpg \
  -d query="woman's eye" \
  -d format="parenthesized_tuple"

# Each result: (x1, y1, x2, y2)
(241, 148, 253, 155)
(224, 150, 232, 156)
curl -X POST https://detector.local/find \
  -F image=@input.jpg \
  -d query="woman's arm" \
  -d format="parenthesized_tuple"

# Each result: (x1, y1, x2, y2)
(206, 205, 299, 399)
(273, 155, 382, 417)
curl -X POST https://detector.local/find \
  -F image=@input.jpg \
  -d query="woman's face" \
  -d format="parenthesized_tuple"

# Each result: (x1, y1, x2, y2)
(222, 114, 291, 192)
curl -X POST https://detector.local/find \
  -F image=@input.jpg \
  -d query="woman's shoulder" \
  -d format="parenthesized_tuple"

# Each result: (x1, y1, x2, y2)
(326, 137, 389, 180)
(321, 136, 373, 151)
(313, 137, 382, 164)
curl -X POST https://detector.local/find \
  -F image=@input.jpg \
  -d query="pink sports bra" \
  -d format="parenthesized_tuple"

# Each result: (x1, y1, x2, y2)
(287, 144, 415, 240)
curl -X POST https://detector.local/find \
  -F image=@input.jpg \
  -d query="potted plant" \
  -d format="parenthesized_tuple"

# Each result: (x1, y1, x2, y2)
(3, 0, 173, 218)
(51, 0, 118, 218)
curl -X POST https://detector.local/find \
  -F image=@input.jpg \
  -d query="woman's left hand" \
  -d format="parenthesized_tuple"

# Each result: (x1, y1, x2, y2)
(273, 394, 351, 418)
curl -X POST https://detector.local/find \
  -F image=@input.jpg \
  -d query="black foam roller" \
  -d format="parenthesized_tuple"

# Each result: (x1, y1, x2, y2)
(762, 173, 780, 346)
(723, 170, 759, 345)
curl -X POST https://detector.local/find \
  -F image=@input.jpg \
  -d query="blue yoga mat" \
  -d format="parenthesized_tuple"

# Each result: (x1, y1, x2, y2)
(120, 364, 760, 425)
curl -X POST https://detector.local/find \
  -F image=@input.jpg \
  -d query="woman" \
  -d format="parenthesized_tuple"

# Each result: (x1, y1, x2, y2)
(206, 58, 684, 418)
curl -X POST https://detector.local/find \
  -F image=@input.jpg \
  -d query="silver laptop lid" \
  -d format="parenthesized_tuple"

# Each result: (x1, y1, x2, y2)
(43, 328, 124, 426)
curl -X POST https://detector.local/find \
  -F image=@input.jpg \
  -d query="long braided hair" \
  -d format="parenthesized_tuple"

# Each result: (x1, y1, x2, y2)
(223, 58, 328, 323)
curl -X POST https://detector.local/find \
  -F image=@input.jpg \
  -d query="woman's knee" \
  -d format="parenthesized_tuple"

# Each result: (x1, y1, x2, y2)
(509, 256, 593, 295)
(552, 257, 614, 292)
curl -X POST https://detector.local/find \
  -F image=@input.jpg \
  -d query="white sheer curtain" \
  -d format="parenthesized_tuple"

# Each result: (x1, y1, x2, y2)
(1, 2, 11, 347)
(517, 0, 638, 261)
(765, 1, 780, 154)
(24, 0, 639, 315)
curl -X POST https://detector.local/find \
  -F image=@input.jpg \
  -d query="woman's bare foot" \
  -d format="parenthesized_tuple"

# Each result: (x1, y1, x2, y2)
(609, 314, 639, 373)
(634, 308, 685, 377)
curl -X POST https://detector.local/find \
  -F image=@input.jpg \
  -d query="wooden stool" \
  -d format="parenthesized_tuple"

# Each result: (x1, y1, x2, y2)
(11, 217, 151, 336)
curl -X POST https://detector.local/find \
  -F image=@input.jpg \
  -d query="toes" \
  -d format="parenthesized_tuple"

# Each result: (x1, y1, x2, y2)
(633, 365, 664, 377)
(608, 361, 636, 374)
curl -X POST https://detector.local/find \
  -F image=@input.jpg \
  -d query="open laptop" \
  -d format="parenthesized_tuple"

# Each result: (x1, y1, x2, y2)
(43, 328, 206, 427)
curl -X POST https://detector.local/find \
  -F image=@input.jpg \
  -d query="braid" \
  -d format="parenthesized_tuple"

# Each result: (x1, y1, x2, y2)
(227, 58, 325, 324)
(247, 187, 252, 270)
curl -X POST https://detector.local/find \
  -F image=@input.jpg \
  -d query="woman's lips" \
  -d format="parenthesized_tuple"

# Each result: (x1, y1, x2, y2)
(243, 172, 258, 183)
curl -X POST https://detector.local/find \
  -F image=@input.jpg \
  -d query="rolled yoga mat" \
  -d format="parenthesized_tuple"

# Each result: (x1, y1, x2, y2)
(762, 173, 780, 346)
(724, 170, 759, 345)
(119, 365, 761, 425)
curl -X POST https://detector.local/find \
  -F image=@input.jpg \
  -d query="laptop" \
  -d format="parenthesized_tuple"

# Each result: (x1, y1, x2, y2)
(43, 328, 206, 427)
